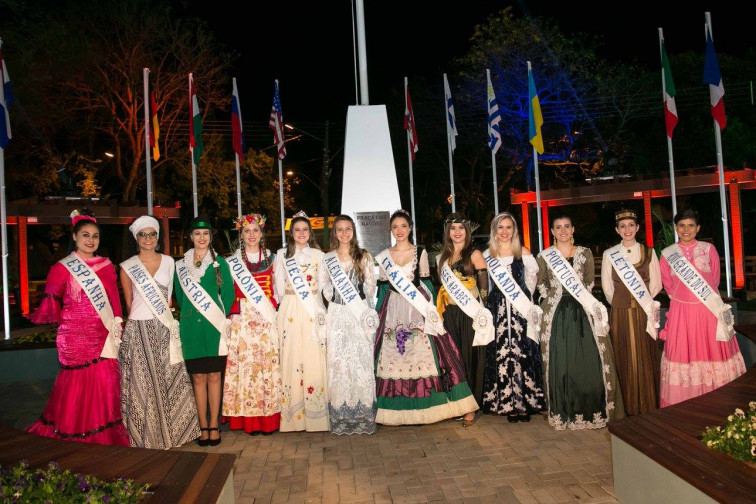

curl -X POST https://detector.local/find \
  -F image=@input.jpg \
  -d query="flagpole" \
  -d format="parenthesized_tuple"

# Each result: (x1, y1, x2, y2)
(487, 69, 500, 215)
(143, 68, 153, 215)
(278, 159, 285, 248)
(1, 39, 11, 339)
(0, 146, 8, 340)
(232, 77, 242, 217)
(189, 74, 198, 217)
(443, 73, 456, 212)
(658, 29, 678, 241)
(528, 62, 544, 252)
(405, 77, 417, 244)
(705, 13, 732, 298)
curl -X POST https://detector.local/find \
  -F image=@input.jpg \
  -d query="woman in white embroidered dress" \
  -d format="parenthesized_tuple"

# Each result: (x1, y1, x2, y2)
(658, 208, 746, 406)
(536, 213, 624, 430)
(374, 209, 478, 425)
(119, 215, 200, 449)
(274, 212, 329, 432)
(323, 215, 377, 435)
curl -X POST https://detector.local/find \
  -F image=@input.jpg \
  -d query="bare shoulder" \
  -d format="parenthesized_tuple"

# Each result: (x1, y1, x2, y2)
(471, 249, 487, 268)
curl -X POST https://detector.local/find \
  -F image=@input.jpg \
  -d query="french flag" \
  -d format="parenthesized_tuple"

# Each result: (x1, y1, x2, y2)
(0, 49, 13, 149)
(231, 78, 245, 163)
(703, 23, 726, 130)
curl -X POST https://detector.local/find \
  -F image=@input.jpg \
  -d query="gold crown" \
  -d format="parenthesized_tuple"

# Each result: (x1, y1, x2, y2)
(615, 209, 637, 223)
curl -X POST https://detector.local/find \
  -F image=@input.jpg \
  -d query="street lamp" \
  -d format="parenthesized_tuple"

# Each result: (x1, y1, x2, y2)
(284, 122, 332, 248)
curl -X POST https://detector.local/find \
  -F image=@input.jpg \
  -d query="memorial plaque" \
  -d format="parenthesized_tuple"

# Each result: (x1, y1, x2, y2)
(354, 211, 390, 259)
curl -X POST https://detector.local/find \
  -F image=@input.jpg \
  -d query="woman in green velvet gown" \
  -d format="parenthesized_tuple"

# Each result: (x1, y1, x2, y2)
(535, 214, 624, 430)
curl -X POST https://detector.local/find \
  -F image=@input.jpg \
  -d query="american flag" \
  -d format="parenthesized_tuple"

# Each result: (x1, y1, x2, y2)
(404, 80, 418, 161)
(268, 80, 286, 160)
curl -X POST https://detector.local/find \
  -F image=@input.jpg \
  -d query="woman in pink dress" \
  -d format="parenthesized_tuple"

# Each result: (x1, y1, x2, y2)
(659, 208, 746, 407)
(26, 208, 129, 446)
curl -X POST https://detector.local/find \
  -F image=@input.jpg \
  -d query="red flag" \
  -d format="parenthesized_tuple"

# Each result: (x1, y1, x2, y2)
(404, 80, 418, 161)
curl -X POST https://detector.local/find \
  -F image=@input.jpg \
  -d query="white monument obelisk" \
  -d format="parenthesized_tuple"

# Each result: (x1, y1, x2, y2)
(340, 0, 402, 254)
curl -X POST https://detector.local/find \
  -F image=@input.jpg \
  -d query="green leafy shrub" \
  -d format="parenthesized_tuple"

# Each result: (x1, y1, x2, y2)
(701, 401, 756, 463)
(0, 460, 150, 503)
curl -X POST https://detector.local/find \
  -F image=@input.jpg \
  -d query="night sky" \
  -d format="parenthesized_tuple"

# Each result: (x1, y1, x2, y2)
(187, 1, 750, 136)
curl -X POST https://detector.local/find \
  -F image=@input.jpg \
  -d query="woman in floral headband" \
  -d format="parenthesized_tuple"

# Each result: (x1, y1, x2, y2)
(222, 213, 283, 436)
(273, 211, 329, 432)
(27, 208, 130, 446)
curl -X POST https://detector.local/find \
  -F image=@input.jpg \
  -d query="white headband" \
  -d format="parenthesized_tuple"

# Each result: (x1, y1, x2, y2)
(129, 216, 160, 240)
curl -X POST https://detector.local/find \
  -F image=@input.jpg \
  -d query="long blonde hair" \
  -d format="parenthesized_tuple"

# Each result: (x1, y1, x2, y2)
(487, 212, 522, 259)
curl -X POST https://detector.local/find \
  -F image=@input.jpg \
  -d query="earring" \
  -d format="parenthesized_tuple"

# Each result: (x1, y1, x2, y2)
(570, 236, 574, 246)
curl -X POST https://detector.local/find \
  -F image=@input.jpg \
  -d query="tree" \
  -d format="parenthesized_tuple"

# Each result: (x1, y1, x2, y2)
(1, 0, 234, 202)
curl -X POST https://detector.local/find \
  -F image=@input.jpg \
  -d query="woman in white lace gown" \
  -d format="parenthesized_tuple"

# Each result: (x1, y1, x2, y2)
(323, 215, 377, 435)
(274, 212, 329, 432)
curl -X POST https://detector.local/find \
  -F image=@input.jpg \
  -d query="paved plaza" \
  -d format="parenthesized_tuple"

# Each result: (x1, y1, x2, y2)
(1, 380, 619, 504)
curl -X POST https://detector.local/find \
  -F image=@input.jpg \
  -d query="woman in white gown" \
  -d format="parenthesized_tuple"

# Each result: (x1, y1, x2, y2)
(274, 211, 329, 432)
(323, 215, 377, 434)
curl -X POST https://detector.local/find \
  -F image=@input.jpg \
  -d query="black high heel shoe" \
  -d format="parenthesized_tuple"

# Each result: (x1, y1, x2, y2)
(518, 413, 531, 423)
(208, 427, 221, 447)
(196, 427, 211, 447)
(507, 414, 519, 423)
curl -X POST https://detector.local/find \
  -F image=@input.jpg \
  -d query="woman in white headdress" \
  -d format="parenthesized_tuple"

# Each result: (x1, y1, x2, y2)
(118, 215, 200, 448)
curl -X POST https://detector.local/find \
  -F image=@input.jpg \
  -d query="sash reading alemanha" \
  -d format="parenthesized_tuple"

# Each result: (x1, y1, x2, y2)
(121, 255, 183, 364)
(60, 253, 123, 358)
(324, 251, 378, 340)
(375, 249, 445, 336)
(176, 258, 230, 356)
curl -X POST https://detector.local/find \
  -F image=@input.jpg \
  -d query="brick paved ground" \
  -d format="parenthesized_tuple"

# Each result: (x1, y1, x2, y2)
(1, 380, 618, 503)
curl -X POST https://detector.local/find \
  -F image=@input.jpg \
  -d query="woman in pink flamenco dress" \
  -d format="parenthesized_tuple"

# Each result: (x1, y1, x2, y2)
(659, 208, 746, 407)
(26, 209, 130, 446)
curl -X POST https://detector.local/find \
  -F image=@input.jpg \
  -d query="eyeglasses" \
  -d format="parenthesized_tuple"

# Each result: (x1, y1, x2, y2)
(137, 231, 158, 239)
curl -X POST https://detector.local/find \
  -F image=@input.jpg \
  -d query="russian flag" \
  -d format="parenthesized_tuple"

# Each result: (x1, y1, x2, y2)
(0, 49, 13, 149)
(703, 23, 726, 130)
(231, 78, 245, 163)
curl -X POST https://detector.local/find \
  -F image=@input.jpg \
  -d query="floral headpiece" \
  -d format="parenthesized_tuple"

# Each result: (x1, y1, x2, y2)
(235, 213, 266, 230)
(70, 209, 97, 226)
(292, 210, 309, 220)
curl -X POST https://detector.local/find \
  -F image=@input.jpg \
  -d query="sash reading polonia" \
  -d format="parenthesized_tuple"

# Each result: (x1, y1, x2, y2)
(226, 249, 277, 326)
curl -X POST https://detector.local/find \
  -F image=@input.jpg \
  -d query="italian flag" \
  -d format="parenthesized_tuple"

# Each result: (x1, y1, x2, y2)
(660, 39, 678, 139)
(189, 73, 204, 165)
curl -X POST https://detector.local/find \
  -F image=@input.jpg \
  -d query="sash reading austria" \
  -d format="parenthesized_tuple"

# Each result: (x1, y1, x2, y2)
(176, 258, 230, 355)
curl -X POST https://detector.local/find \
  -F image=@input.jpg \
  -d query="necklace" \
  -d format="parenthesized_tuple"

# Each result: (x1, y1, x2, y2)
(194, 253, 206, 268)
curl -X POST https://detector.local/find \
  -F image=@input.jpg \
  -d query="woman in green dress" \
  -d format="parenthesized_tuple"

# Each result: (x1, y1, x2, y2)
(174, 216, 235, 446)
(536, 213, 624, 430)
